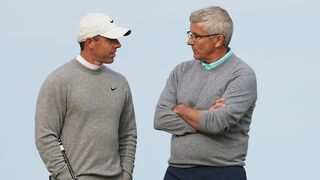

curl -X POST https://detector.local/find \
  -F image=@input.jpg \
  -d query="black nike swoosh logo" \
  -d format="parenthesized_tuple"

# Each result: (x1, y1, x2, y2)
(110, 19, 114, 23)
(111, 87, 117, 91)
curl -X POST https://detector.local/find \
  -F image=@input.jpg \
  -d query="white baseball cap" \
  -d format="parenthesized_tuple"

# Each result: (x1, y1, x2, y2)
(76, 12, 131, 42)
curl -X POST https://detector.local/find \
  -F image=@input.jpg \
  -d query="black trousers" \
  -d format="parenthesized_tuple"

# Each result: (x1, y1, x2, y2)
(164, 166, 247, 180)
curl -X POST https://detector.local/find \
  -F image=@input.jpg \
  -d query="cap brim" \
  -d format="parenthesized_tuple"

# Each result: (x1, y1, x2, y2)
(100, 26, 131, 39)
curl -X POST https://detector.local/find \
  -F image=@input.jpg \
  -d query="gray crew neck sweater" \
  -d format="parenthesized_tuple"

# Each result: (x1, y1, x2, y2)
(154, 54, 257, 167)
(35, 59, 137, 180)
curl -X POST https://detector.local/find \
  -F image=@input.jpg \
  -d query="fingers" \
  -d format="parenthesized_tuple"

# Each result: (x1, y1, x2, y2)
(215, 98, 224, 104)
(208, 98, 225, 110)
(208, 103, 225, 110)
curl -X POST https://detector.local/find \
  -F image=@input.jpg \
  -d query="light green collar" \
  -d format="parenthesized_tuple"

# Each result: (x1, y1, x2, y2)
(201, 49, 233, 70)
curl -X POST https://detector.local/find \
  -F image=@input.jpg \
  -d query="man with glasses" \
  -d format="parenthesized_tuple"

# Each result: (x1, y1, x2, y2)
(35, 13, 137, 180)
(154, 6, 257, 180)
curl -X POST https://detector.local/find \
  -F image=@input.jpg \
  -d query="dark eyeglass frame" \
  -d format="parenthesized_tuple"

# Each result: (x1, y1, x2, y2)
(187, 31, 220, 40)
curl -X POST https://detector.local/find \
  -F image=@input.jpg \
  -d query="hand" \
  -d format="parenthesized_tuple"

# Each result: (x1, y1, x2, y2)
(208, 98, 225, 110)
(172, 103, 202, 129)
(172, 103, 188, 113)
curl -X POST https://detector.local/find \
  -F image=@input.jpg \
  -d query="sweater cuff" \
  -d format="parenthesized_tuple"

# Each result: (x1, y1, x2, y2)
(199, 111, 210, 133)
(121, 161, 134, 180)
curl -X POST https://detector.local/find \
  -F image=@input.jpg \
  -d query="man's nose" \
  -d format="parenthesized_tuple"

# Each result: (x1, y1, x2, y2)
(187, 38, 194, 45)
(114, 39, 121, 48)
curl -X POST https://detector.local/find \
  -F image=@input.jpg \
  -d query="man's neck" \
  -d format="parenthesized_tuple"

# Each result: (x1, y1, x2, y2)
(77, 54, 102, 70)
(80, 51, 103, 66)
(204, 47, 228, 64)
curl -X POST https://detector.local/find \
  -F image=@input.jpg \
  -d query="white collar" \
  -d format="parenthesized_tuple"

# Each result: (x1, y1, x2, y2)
(76, 55, 102, 70)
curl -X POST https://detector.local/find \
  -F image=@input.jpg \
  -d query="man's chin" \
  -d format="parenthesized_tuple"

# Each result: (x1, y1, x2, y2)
(106, 60, 114, 64)
(193, 55, 201, 60)
(101, 60, 113, 64)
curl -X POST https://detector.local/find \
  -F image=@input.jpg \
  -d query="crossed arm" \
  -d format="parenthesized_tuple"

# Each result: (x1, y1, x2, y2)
(155, 65, 257, 136)
(172, 98, 225, 130)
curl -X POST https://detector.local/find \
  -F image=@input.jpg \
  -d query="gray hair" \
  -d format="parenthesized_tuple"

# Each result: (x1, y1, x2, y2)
(190, 6, 233, 46)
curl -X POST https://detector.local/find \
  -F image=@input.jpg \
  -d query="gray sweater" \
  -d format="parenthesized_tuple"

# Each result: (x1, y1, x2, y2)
(35, 59, 137, 180)
(154, 54, 257, 167)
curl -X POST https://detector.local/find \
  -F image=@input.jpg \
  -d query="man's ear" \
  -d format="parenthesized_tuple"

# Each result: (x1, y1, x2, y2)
(214, 35, 225, 48)
(85, 38, 95, 50)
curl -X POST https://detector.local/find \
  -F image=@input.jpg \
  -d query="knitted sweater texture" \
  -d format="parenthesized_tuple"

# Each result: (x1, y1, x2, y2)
(35, 59, 137, 180)
(154, 54, 257, 167)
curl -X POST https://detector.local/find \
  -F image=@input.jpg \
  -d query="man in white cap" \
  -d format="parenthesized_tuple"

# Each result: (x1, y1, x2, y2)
(35, 13, 137, 180)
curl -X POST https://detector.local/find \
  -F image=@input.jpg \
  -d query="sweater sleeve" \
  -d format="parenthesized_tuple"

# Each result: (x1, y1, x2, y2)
(118, 83, 137, 179)
(199, 72, 257, 135)
(35, 73, 72, 179)
(154, 66, 197, 136)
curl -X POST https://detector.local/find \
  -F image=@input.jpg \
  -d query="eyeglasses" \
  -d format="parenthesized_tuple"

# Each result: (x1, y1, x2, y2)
(187, 31, 220, 41)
